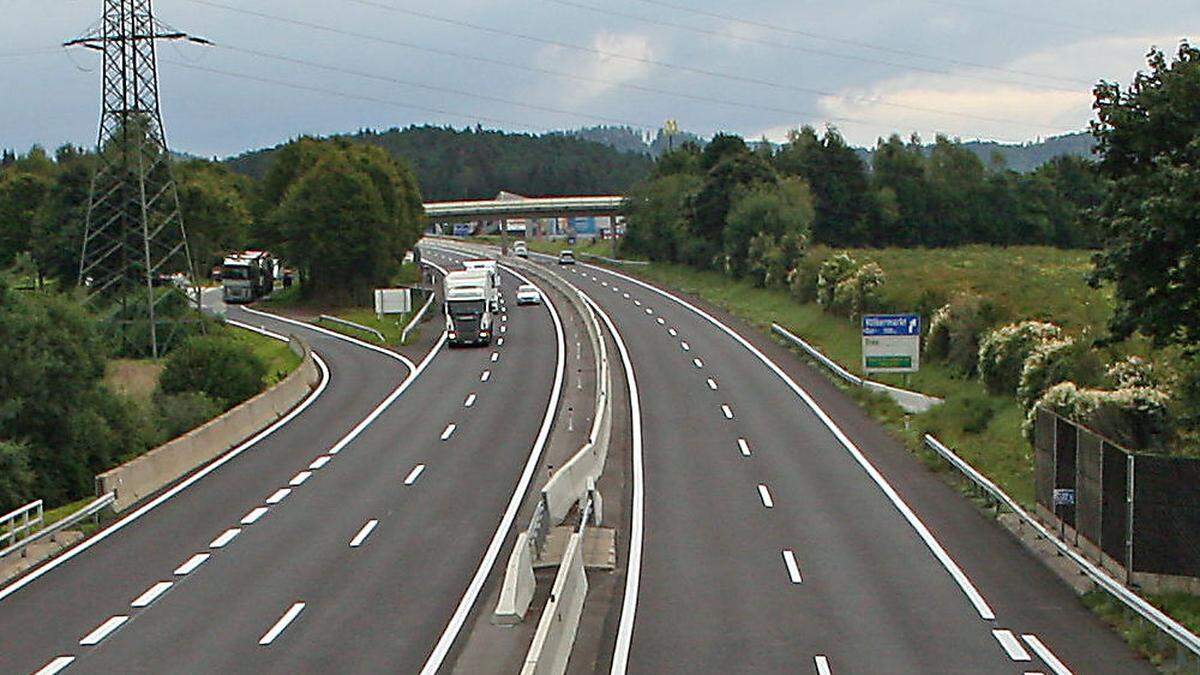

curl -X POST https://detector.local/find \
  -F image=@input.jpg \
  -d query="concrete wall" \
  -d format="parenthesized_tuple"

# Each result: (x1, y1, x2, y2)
(95, 336, 320, 512)
(522, 532, 588, 675)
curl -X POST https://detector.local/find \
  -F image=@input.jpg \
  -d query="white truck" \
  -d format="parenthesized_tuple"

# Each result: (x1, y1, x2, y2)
(462, 258, 502, 302)
(221, 250, 275, 303)
(444, 269, 496, 347)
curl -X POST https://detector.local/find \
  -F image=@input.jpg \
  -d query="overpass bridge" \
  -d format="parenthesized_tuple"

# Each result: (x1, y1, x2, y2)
(422, 194, 623, 223)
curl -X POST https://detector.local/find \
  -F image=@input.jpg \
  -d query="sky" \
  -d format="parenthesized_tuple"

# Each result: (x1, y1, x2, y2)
(1, 0, 1197, 158)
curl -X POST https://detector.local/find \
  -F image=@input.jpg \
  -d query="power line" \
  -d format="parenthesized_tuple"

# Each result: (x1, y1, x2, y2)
(337, 0, 1072, 132)
(623, 0, 1093, 87)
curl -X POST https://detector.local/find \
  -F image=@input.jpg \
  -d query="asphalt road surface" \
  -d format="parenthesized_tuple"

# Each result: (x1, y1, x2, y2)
(510, 246, 1150, 675)
(1, 262, 564, 675)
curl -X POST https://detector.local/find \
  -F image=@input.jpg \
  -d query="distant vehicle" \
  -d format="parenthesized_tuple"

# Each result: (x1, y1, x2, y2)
(222, 250, 275, 303)
(515, 284, 541, 305)
(513, 241, 528, 258)
(462, 258, 502, 298)
(210, 265, 223, 282)
(558, 250, 576, 265)
(444, 269, 495, 346)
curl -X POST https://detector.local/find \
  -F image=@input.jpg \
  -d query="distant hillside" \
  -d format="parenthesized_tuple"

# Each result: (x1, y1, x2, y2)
(853, 132, 1096, 172)
(224, 125, 653, 201)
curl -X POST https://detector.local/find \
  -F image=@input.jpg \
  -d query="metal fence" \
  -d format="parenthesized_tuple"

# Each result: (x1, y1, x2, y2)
(1033, 407, 1200, 580)
(923, 434, 1200, 669)
(0, 493, 114, 561)
(0, 500, 43, 552)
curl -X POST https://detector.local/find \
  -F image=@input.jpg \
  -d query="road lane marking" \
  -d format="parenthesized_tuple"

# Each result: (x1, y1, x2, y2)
(34, 656, 75, 675)
(497, 337, 504, 346)
(259, 602, 305, 645)
(174, 553, 210, 575)
(707, 378, 718, 390)
(581, 262, 999, 621)
(668, 328, 677, 336)
(680, 341, 690, 351)
(481, 370, 491, 382)
(1021, 635, 1072, 675)
(441, 423, 457, 440)
(634, 300, 641, 306)
(131, 581, 173, 608)
(209, 528, 241, 548)
(737, 438, 751, 456)
(80, 616, 128, 645)
(464, 393, 477, 407)
(758, 484, 774, 508)
(623, 293, 630, 299)
(782, 549, 803, 583)
(693, 358, 703, 368)
(993, 629, 1032, 661)
(349, 520, 379, 547)
(266, 488, 291, 504)
(721, 404, 734, 419)
(656, 317, 664, 324)
(645, 308, 653, 314)
(611, 286, 618, 292)
(491, 352, 499, 362)
(814, 655, 832, 675)
(289, 470, 312, 486)
(241, 507, 269, 525)
(404, 464, 426, 485)
(308, 456, 331, 470)
(500, 325, 506, 333)
(602, 281, 608, 286)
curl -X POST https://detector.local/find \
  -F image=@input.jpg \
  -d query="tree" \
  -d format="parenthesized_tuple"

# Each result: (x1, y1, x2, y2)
(688, 147, 777, 269)
(622, 173, 700, 263)
(174, 160, 253, 274)
(159, 334, 267, 408)
(723, 177, 814, 277)
(1090, 42, 1200, 351)
(0, 170, 51, 267)
(775, 126, 872, 246)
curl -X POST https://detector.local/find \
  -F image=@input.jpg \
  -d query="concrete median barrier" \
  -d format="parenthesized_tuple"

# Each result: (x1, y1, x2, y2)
(95, 336, 320, 512)
(521, 531, 588, 675)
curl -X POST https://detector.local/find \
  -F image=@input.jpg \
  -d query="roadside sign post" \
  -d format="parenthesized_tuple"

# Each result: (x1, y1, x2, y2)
(374, 288, 412, 318)
(861, 314, 921, 375)
(1053, 488, 1076, 541)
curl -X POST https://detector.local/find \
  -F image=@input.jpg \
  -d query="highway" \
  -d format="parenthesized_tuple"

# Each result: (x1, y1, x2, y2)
(445, 242, 1151, 675)
(0, 262, 565, 674)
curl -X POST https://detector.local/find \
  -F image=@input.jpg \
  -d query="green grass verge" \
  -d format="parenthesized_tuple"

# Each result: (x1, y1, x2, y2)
(1084, 590, 1200, 667)
(314, 307, 415, 346)
(221, 324, 302, 386)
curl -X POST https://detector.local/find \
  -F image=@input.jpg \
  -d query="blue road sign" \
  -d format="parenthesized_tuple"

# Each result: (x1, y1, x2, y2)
(862, 314, 921, 336)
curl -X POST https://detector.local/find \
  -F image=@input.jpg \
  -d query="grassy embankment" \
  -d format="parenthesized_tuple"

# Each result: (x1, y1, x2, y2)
(262, 262, 424, 346)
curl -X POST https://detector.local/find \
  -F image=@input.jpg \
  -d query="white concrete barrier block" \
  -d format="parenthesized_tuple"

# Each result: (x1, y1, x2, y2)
(494, 532, 536, 624)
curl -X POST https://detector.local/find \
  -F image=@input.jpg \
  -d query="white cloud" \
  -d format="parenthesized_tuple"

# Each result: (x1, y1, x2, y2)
(535, 31, 654, 100)
(759, 34, 1185, 146)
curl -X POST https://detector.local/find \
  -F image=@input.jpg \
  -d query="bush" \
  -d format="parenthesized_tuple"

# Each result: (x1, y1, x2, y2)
(978, 321, 1062, 395)
(746, 231, 806, 288)
(1028, 381, 1173, 451)
(1106, 355, 1159, 389)
(1172, 354, 1200, 430)
(947, 394, 997, 434)
(158, 334, 267, 408)
(155, 391, 224, 440)
(1017, 338, 1105, 409)
(788, 253, 822, 303)
(828, 261, 885, 318)
(0, 441, 36, 514)
(816, 252, 858, 308)
(924, 294, 1002, 375)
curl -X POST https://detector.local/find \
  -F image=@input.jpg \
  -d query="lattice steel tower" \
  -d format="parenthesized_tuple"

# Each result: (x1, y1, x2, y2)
(67, 0, 206, 357)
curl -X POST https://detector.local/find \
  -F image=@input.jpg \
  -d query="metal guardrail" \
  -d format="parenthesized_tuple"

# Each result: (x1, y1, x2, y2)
(0, 500, 43, 551)
(0, 492, 115, 560)
(401, 290, 437, 344)
(923, 434, 1200, 667)
(317, 314, 386, 343)
(580, 253, 649, 266)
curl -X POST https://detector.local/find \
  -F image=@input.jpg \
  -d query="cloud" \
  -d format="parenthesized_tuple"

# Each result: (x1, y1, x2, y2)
(536, 31, 654, 100)
(761, 34, 1186, 146)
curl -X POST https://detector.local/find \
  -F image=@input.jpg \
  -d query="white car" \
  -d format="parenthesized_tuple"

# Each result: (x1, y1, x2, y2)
(516, 284, 541, 305)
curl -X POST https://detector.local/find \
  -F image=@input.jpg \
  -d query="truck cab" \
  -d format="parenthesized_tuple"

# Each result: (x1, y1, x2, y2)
(222, 250, 275, 303)
(444, 270, 494, 346)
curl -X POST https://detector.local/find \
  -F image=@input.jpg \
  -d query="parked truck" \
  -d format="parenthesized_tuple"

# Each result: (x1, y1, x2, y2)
(221, 250, 275, 303)
(444, 269, 496, 346)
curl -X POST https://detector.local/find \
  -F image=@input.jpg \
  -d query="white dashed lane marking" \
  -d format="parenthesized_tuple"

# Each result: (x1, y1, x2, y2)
(266, 488, 291, 504)
(782, 550, 803, 583)
(173, 553, 210, 575)
(259, 602, 305, 646)
(737, 438, 751, 456)
(209, 528, 241, 548)
(349, 519, 379, 547)
(130, 581, 173, 608)
(79, 616, 128, 646)
(758, 484, 774, 508)
(404, 464, 426, 485)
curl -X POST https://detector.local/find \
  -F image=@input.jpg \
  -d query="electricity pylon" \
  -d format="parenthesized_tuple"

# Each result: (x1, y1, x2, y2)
(66, 0, 209, 358)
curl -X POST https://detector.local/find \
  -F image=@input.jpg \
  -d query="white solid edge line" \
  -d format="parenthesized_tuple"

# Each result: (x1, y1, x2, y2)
(308, 455, 331, 470)
(33, 656, 75, 675)
(79, 615, 128, 645)
(738, 438, 751, 456)
(814, 655, 832, 675)
(418, 254, 567, 675)
(993, 629, 1032, 661)
(404, 464, 426, 485)
(441, 423, 457, 440)
(349, 519, 379, 547)
(580, 261, 998, 622)
(0, 351, 329, 604)
(130, 581, 173, 608)
(241, 507, 269, 525)
(758, 484, 775, 508)
(782, 549, 803, 583)
(259, 602, 305, 645)
(288, 471, 312, 486)
(266, 488, 291, 504)
(1021, 635, 1073, 675)
(465, 393, 477, 407)
(173, 553, 210, 575)
(209, 528, 241, 548)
